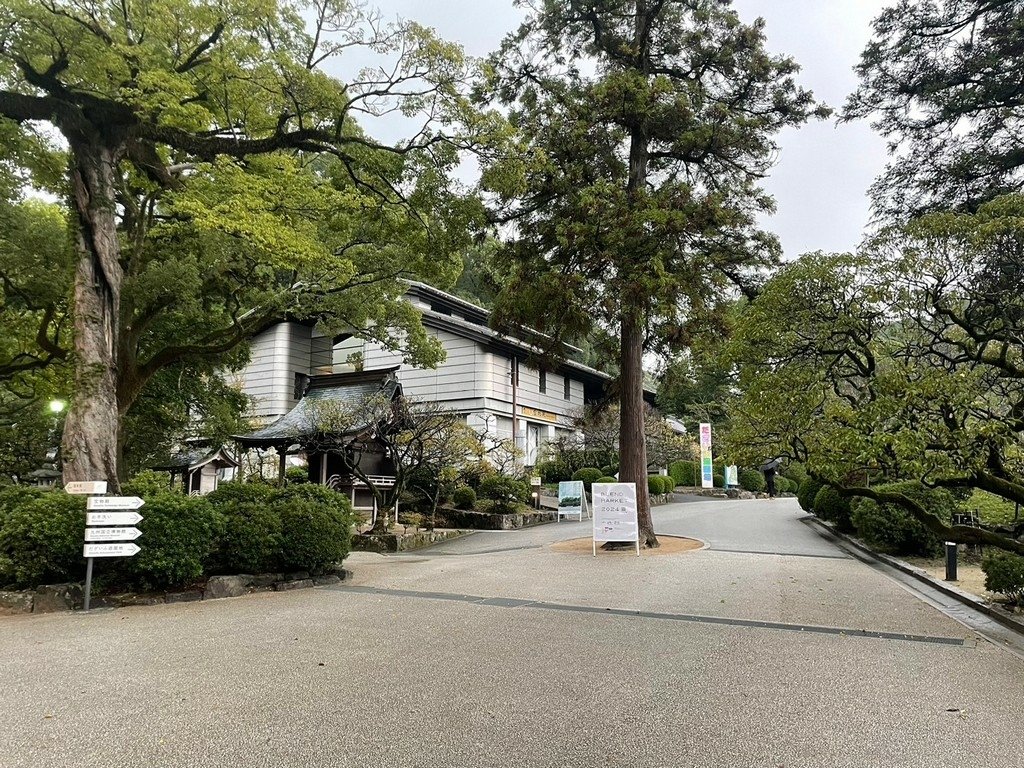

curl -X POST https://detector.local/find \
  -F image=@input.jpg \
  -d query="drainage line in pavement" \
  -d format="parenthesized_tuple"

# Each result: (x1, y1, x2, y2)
(331, 585, 965, 647)
(709, 548, 850, 560)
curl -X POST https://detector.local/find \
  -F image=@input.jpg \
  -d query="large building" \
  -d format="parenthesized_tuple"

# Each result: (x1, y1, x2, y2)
(231, 281, 614, 467)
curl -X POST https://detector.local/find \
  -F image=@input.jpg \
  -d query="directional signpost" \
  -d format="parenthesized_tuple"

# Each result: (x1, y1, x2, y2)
(84, 527, 143, 542)
(86, 510, 143, 526)
(65, 481, 108, 495)
(66, 483, 145, 611)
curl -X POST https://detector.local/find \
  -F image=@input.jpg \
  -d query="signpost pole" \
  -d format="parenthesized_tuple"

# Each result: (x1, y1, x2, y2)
(83, 557, 94, 611)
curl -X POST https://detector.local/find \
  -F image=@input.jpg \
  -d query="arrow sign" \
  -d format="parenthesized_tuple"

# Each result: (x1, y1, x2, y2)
(65, 481, 108, 495)
(83, 542, 140, 558)
(86, 511, 143, 526)
(87, 496, 145, 510)
(84, 527, 142, 542)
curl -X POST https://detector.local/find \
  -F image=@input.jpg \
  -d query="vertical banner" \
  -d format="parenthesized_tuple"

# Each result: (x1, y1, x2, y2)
(592, 482, 640, 557)
(557, 480, 587, 520)
(699, 422, 714, 489)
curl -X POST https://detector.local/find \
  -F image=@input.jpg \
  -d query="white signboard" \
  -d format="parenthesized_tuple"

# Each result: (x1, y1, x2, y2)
(87, 496, 145, 510)
(84, 527, 142, 542)
(87, 511, 143, 526)
(557, 480, 587, 520)
(592, 482, 640, 556)
(725, 465, 738, 487)
(65, 481, 108, 495)
(83, 543, 140, 558)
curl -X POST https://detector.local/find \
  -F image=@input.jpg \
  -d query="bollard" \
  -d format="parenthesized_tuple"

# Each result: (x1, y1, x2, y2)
(945, 542, 958, 581)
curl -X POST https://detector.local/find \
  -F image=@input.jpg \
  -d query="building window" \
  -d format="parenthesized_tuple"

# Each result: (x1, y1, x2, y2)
(564, 376, 571, 401)
(539, 369, 546, 394)
(293, 372, 308, 400)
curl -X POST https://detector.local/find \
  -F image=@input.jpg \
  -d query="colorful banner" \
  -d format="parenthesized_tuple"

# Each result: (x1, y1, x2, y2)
(699, 422, 714, 489)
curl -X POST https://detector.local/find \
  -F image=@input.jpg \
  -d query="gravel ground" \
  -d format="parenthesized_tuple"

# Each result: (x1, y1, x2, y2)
(1, 497, 1021, 767)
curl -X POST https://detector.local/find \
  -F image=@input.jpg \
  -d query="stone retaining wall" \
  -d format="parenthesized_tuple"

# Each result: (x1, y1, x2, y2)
(0, 566, 348, 615)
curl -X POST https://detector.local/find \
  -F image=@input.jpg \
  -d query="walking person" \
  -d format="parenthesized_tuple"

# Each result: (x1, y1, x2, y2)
(761, 457, 782, 499)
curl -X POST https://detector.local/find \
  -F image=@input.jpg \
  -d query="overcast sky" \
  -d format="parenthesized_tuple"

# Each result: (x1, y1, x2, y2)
(364, 0, 892, 259)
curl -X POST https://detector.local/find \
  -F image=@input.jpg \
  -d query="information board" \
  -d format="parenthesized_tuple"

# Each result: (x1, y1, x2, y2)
(699, 422, 714, 489)
(557, 481, 587, 520)
(592, 483, 639, 556)
(725, 465, 738, 488)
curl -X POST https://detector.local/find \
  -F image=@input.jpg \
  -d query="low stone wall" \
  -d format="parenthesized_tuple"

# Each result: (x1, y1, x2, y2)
(432, 508, 558, 531)
(0, 566, 348, 615)
(351, 528, 469, 554)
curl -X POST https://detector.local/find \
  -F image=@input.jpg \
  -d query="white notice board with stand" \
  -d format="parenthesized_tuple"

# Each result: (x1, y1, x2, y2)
(557, 480, 589, 520)
(592, 482, 639, 557)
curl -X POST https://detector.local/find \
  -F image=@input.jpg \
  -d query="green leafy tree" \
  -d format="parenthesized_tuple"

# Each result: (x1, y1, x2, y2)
(846, 1, 1024, 218)
(477, 0, 826, 546)
(726, 196, 1024, 554)
(0, 0, 491, 488)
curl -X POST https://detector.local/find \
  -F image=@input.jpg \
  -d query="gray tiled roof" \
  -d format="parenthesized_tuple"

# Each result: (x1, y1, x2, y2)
(234, 372, 400, 448)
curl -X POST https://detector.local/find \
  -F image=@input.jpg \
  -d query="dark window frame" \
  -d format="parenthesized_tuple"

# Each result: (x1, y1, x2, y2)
(563, 375, 571, 401)
(539, 368, 547, 394)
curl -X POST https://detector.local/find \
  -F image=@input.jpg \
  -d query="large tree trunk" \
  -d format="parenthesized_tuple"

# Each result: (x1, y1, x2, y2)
(61, 141, 124, 492)
(619, 308, 658, 547)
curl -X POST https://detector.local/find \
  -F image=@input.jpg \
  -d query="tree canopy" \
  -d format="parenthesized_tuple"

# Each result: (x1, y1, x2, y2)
(726, 195, 1024, 553)
(847, 0, 1024, 218)
(477, 0, 825, 545)
(0, 0, 495, 487)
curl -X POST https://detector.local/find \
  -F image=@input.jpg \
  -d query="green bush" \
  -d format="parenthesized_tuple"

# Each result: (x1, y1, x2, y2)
(452, 486, 477, 510)
(115, 492, 224, 591)
(774, 477, 793, 494)
(599, 464, 619, 478)
(813, 486, 853, 532)
(738, 469, 766, 493)
(207, 483, 280, 574)
(571, 467, 604, 491)
(982, 552, 1024, 604)
(535, 459, 570, 484)
(0, 489, 85, 587)
(848, 483, 950, 557)
(647, 475, 664, 495)
(797, 478, 825, 512)
(713, 473, 725, 489)
(272, 485, 354, 575)
(285, 466, 309, 484)
(669, 460, 697, 487)
(479, 475, 529, 502)
(123, 470, 171, 497)
(783, 463, 808, 486)
(595, 476, 618, 484)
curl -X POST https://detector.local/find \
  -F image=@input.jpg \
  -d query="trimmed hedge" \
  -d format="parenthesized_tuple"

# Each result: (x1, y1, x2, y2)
(595, 476, 617, 484)
(982, 552, 1024, 604)
(572, 467, 604, 490)
(273, 485, 354, 575)
(713, 473, 725, 489)
(669, 461, 697, 487)
(647, 475, 664, 495)
(0, 489, 85, 587)
(207, 482, 280, 575)
(535, 459, 571, 484)
(848, 483, 948, 557)
(775, 477, 794, 494)
(452, 486, 477, 510)
(813, 486, 853, 532)
(797, 478, 825, 512)
(738, 469, 766, 493)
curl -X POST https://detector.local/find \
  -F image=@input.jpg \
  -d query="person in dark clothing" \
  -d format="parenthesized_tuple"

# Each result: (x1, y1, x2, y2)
(763, 465, 776, 499)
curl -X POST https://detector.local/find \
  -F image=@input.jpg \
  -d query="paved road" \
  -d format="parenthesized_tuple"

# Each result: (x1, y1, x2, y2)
(1, 498, 1022, 767)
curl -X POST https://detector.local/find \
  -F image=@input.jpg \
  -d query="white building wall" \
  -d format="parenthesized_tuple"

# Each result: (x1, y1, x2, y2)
(236, 322, 315, 420)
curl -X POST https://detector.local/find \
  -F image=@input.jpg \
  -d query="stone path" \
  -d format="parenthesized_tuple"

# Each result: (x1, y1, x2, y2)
(1, 498, 1021, 767)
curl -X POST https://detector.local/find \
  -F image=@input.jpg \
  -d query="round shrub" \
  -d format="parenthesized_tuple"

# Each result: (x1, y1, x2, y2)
(113, 492, 224, 591)
(595, 476, 617, 484)
(738, 469, 766, 493)
(647, 475, 664, 495)
(599, 465, 619, 478)
(0, 490, 85, 587)
(713, 473, 725, 489)
(285, 466, 309, 485)
(783, 463, 808, 486)
(123, 470, 171, 497)
(272, 485, 354, 575)
(669, 460, 697, 487)
(812, 485, 853, 532)
(452, 486, 477, 510)
(775, 477, 793, 494)
(797, 478, 825, 512)
(572, 467, 604, 490)
(479, 475, 529, 503)
(535, 459, 570, 484)
(207, 483, 281, 574)
(982, 552, 1024, 604)
(850, 496, 940, 557)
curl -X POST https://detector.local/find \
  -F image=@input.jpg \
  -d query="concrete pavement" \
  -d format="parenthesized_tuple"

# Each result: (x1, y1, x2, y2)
(1, 497, 1021, 767)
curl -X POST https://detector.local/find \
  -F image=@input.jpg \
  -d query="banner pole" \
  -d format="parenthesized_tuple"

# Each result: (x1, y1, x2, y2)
(83, 557, 94, 611)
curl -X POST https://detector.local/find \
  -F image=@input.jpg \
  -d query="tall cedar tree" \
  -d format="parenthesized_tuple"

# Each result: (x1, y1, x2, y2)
(478, 0, 826, 546)
(847, 0, 1024, 219)
(0, 0, 489, 489)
